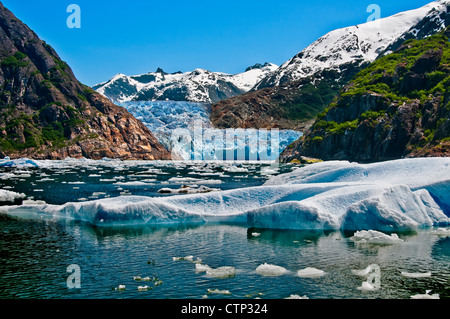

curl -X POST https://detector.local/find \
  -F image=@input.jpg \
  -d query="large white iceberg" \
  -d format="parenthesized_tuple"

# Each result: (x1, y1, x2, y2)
(1, 158, 449, 231)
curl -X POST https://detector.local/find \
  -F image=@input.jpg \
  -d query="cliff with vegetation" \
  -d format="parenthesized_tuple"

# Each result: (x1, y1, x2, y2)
(281, 29, 450, 163)
(0, 3, 170, 160)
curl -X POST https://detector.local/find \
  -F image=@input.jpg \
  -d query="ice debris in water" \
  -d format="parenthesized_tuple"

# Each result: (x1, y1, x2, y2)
(410, 290, 439, 299)
(4, 158, 450, 231)
(285, 294, 309, 299)
(158, 185, 220, 194)
(195, 264, 212, 273)
(297, 267, 326, 278)
(137, 286, 150, 291)
(207, 289, 231, 295)
(206, 266, 236, 279)
(401, 271, 432, 278)
(173, 255, 194, 261)
(255, 263, 288, 276)
(351, 230, 403, 245)
(115, 285, 126, 291)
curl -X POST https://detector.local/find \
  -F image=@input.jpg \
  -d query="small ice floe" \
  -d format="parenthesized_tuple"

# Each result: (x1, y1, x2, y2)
(168, 177, 222, 185)
(285, 294, 309, 299)
(224, 165, 248, 173)
(410, 290, 439, 299)
(137, 286, 150, 291)
(255, 263, 288, 276)
(115, 285, 126, 291)
(173, 255, 194, 262)
(297, 267, 326, 278)
(206, 266, 236, 279)
(431, 228, 450, 237)
(207, 288, 231, 295)
(195, 264, 212, 273)
(251, 232, 261, 237)
(134, 276, 153, 282)
(158, 185, 220, 194)
(401, 271, 432, 278)
(351, 230, 403, 245)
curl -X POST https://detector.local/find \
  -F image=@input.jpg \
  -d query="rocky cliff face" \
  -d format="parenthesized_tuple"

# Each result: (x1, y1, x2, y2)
(281, 30, 450, 163)
(0, 3, 170, 160)
(210, 62, 363, 130)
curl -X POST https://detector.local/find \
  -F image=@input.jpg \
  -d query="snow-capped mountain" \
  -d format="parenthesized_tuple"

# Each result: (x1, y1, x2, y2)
(255, 0, 449, 90)
(93, 63, 278, 104)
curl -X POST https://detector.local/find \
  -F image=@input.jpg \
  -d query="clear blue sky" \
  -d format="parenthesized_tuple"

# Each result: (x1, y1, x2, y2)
(1, 0, 435, 86)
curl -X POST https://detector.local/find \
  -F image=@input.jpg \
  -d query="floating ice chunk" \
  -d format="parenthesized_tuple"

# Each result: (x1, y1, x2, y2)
(285, 294, 309, 299)
(0, 158, 38, 168)
(251, 232, 261, 237)
(173, 255, 194, 261)
(0, 189, 26, 205)
(255, 263, 288, 276)
(115, 285, 126, 291)
(206, 266, 236, 279)
(168, 177, 222, 185)
(410, 290, 439, 299)
(137, 286, 150, 291)
(350, 230, 403, 245)
(158, 185, 220, 194)
(195, 264, 212, 273)
(297, 267, 326, 278)
(224, 166, 249, 173)
(401, 271, 432, 278)
(207, 289, 231, 295)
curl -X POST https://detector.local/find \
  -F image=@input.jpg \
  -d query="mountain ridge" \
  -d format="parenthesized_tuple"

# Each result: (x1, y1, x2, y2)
(281, 28, 450, 163)
(210, 0, 450, 130)
(93, 63, 278, 104)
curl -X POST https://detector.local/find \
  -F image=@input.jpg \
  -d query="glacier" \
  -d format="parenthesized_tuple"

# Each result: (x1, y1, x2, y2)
(117, 101, 302, 161)
(1, 158, 449, 231)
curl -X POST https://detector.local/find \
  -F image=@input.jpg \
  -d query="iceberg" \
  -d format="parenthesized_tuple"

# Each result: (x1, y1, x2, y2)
(350, 230, 403, 245)
(296, 267, 326, 278)
(205, 266, 236, 279)
(2, 158, 449, 232)
(255, 263, 288, 276)
(0, 189, 26, 205)
(410, 290, 439, 299)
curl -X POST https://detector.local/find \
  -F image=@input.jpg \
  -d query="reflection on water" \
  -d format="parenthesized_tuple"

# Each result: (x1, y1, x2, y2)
(0, 214, 449, 299)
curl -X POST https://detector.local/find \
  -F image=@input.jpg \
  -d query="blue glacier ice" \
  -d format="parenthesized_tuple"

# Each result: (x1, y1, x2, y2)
(118, 101, 302, 161)
(2, 158, 449, 231)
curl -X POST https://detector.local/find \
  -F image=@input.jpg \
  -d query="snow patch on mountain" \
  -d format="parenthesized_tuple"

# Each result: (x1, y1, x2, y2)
(94, 63, 278, 103)
(255, 0, 449, 89)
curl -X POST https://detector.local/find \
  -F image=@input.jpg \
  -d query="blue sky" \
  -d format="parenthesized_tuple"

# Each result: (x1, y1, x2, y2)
(2, 0, 435, 86)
